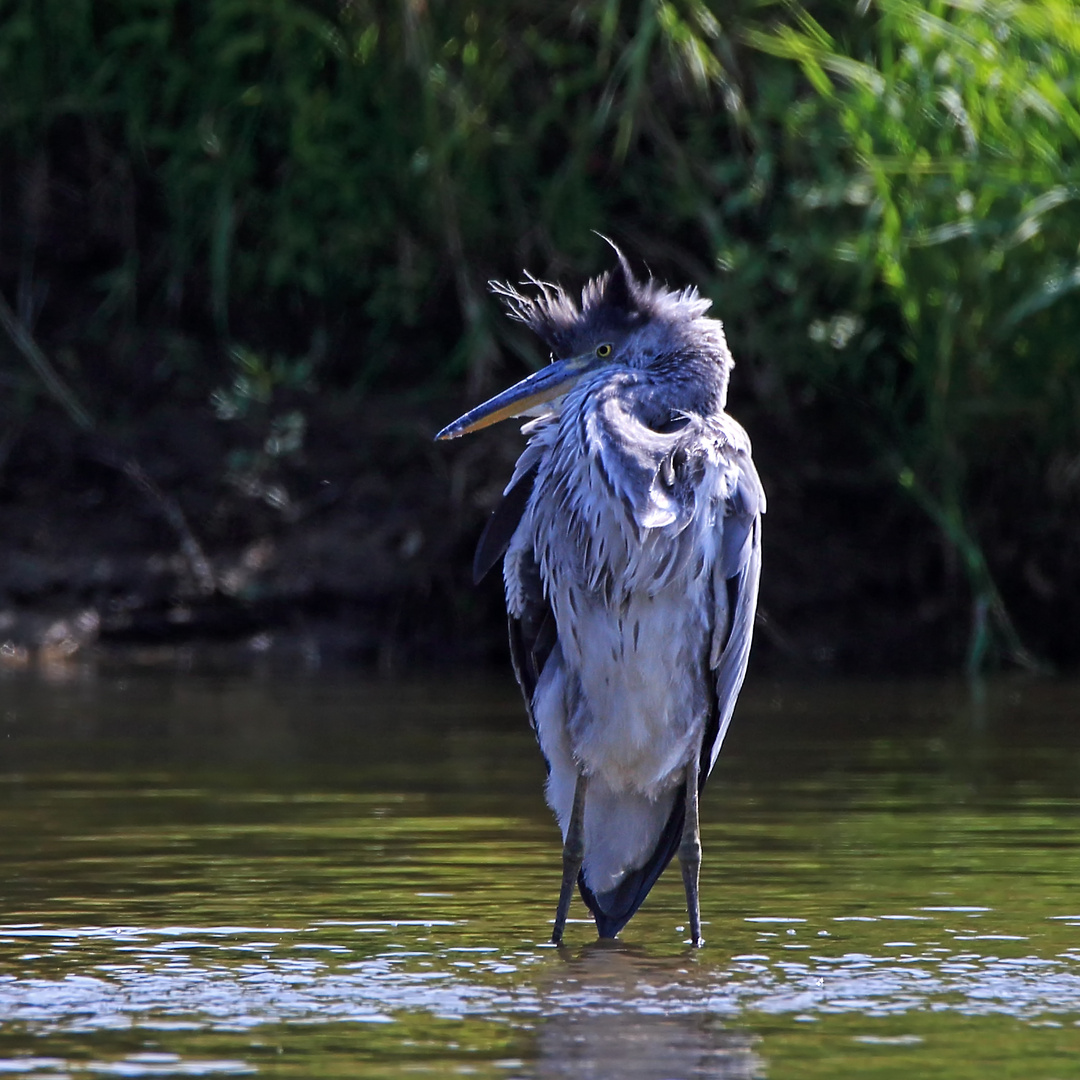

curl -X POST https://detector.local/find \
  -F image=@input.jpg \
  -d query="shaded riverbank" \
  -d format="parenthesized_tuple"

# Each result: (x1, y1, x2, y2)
(2, 391, 1072, 678)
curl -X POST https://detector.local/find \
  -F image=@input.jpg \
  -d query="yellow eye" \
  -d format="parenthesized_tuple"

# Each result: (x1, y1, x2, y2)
(596, 343, 613, 358)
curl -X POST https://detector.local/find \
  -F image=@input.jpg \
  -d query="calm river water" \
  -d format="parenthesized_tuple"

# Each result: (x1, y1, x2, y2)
(2, 666, 1080, 1077)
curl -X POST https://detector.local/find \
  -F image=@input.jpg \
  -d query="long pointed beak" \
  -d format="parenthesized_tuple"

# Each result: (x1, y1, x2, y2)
(435, 356, 591, 440)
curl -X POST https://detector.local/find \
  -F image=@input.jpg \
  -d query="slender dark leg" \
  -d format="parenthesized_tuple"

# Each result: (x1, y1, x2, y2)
(679, 755, 703, 946)
(552, 772, 587, 945)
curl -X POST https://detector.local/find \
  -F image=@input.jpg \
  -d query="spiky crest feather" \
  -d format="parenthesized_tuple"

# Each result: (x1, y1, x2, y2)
(489, 247, 714, 359)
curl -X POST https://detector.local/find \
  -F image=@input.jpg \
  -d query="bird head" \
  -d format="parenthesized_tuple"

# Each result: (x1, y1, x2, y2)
(436, 243, 732, 441)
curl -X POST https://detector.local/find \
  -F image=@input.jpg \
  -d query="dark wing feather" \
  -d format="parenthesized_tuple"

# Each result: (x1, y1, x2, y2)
(507, 549, 556, 721)
(577, 788, 687, 939)
(473, 460, 558, 735)
(473, 462, 539, 584)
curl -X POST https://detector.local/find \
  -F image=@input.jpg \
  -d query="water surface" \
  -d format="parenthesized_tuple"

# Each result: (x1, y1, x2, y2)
(2, 669, 1080, 1076)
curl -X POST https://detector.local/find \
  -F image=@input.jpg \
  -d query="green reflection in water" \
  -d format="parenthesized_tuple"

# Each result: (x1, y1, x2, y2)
(2, 671, 1080, 1077)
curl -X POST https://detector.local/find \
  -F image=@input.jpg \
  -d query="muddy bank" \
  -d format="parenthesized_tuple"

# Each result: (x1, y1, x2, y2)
(4, 387, 1045, 681)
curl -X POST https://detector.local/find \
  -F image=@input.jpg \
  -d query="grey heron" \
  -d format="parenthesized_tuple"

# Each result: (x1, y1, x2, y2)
(436, 246, 764, 945)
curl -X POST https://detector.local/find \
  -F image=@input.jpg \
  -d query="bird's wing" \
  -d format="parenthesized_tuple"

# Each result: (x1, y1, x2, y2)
(506, 543, 557, 729)
(473, 460, 539, 585)
(701, 443, 765, 783)
(473, 445, 557, 733)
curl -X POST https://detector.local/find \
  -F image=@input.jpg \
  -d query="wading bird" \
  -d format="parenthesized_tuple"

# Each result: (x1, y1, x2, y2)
(436, 246, 764, 945)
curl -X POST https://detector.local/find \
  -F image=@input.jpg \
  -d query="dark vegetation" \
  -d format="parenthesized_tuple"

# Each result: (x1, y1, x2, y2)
(1, 0, 1078, 675)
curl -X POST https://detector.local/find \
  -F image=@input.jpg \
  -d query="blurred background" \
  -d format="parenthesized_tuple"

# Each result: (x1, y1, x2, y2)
(2, 0, 1079, 678)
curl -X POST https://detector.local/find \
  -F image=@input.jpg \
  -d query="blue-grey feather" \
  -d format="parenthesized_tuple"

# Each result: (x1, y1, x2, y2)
(478, 249, 764, 938)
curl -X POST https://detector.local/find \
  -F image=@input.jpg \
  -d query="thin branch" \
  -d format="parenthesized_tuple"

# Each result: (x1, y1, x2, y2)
(0, 287, 94, 432)
(0, 286, 216, 595)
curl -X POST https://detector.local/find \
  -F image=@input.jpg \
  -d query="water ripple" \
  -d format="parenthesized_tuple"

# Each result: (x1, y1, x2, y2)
(3, 922, 1080, 1034)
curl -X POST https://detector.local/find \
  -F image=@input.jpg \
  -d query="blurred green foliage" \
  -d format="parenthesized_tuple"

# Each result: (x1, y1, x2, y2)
(1, 0, 1079, 669)
(0, 0, 817, 381)
(753, 0, 1080, 669)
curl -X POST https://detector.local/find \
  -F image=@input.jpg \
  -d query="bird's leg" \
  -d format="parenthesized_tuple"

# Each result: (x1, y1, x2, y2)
(679, 754, 703, 946)
(552, 771, 587, 945)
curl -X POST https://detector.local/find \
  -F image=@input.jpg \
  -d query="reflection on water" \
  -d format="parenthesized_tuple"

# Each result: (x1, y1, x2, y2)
(2, 670, 1080, 1077)
(534, 948, 760, 1080)
(535, 986, 759, 1079)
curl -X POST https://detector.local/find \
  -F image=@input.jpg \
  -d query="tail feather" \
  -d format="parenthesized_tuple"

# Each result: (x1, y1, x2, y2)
(577, 787, 687, 938)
